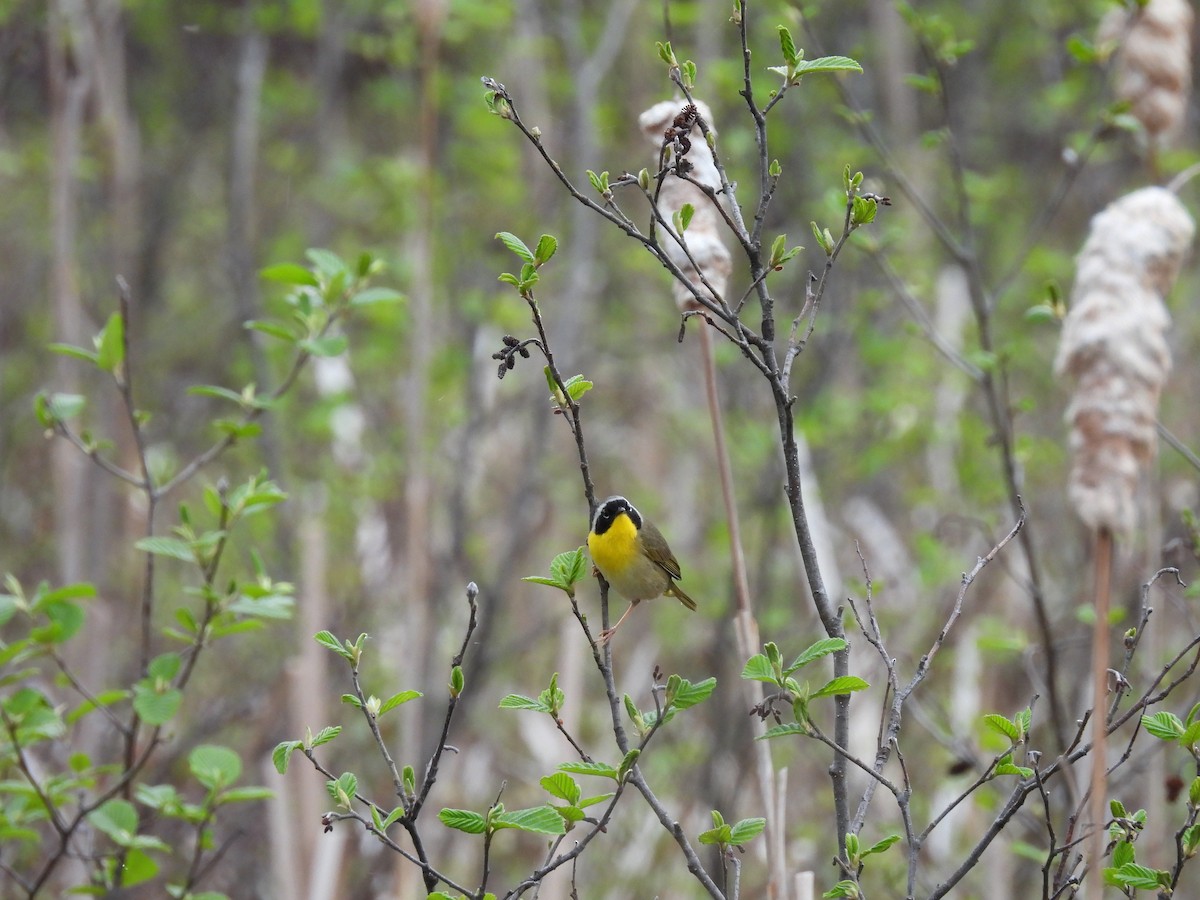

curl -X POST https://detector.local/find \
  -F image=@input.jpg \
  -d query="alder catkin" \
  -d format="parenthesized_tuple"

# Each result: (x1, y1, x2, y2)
(638, 99, 732, 311)
(1098, 0, 1193, 146)
(1055, 186, 1194, 536)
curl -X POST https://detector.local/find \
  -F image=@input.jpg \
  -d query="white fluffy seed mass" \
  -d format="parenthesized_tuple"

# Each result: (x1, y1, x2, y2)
(1098, 0, 1193, 145)
(1055, 187, 1194, 535)
(639, 99, 732, 312)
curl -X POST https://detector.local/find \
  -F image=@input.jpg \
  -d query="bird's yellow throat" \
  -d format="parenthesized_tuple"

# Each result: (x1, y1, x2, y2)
(588, 512, 638, 576)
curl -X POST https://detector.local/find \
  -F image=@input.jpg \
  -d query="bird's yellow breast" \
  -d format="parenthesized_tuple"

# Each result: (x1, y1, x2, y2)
(588, 511, 639, 577)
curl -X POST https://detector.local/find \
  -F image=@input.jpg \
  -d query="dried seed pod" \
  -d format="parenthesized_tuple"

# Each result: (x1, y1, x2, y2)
(639, 99, 732, 312)
(1055, 186, 1194, 535)
(1098, 0, 1193, 146)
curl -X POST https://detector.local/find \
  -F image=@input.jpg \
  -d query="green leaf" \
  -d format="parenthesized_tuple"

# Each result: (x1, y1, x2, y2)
(769, 233, 787, 267)
(540, 773, 581, 805)
(328, 772, 358, 809)
(1183, 822, 1200, 854)
(439, 808, 488, 834)
(845, 833, 861, 859)
(132, 684, 181, 726)
(261, 263, 320, 286)
(588, 171, 609, 196)
(190, 745, 243, 791)
(218, 786, 274, 804)
(118, 848, 159, 887)
(811, 676, 869, 699)
(46, 343, 99, 364)
(1024, 304, 1058, 324)
(31, 598, 86, 644)
(1143, 711, 1186, 741)
(45, 392, 87, 422)
(349, 287, 404, 307)
(851, 195, 878, 226)
(244, 320, 297, 342)
(786, 638, 847, 673)
(561, 375, 592, 402)
(699, 824, 732, 845)
(993, 757, 1034, 779)
(729, 817, 766, 845)
(495, 231, 534, 263)
(299, 335, 348, 358)
(1180, 719, 1200, 747)
(1065, 34, 1098, 64)
(559, 760, 619, 780)
(811, 221, 834, 255)
(758, 723, 808, 740)
(499, 694, 548, 712)
(823, 879, 861, 898)
(272, 741, 302, 774)
(1107, 863, 1168, 890)
(670, 676, 717, 710)
(66, 689, 127, 725)
(983, 713, 1021, 743)
(863, 833, 901, 857)
(88, 799, 139, 847)
(777, 25, 799, 66)
(680, 59, 696, 89)
(1113, 840, 1135, 868)
(449, 665, 465, 698)
(491, 805, 567, 835)
(134, 536, 195, 563)
(306, 248, 347, 278)
(552, 547, 587, 587)
(380, 691, 422, 715)
(311, 726, 342, 747)
(382, 806, 406, 829)
(534, 234, 557, 266)
(741, 653, 777, 683)
(147, 652, 181, 681)
(315, 631, 353, 660)
(618, 748, 640, 781)
(793, 55, 863, 76)
(677, 203, 695, 232)
(94, 313, 125, 374)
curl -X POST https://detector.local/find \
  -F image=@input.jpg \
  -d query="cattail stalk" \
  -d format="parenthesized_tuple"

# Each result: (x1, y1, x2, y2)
(639, 98, 789, 900)
(1055, 185, 1193, 899)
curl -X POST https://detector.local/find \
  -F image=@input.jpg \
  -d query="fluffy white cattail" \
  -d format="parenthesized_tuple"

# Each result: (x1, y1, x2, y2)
(1098, 0, 1193, 146)
(1055, 186, 1194, 535)
(639, 99, 732, 311)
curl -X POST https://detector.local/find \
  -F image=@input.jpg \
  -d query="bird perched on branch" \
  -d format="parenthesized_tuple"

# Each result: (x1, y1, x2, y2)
(587, 495, 697, 643)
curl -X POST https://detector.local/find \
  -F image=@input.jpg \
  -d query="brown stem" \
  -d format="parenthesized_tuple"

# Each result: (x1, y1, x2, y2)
(1086, 528, 1113, 900)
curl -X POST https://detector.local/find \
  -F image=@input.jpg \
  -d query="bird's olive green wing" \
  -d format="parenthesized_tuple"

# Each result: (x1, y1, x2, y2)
(639, 520, 683, 580)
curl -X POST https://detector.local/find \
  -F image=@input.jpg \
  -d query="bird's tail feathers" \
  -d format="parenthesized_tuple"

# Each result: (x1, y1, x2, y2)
(667, 583, 698, 611)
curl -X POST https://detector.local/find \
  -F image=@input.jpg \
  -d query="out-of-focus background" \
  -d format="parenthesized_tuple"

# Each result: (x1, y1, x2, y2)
(4, 0, 1200, 896)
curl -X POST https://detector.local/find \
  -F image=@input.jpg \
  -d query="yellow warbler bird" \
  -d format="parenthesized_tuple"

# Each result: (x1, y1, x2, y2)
(586, 495, 697, 643)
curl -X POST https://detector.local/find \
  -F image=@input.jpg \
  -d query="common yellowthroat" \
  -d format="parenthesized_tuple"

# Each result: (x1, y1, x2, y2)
(587, 495, 697, 642)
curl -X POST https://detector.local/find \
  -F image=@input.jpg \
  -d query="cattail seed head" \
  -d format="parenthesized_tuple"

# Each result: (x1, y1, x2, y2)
(639, 99, 732, 312)
(1055, 186, 1194, 536)
(1098, 0, 1193, 146)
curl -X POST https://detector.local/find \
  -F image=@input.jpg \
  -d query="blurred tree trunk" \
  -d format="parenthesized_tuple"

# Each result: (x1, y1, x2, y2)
(48, 0, 90, 588)
(47, 5, 98, 890)
(387, 3, 447, 895)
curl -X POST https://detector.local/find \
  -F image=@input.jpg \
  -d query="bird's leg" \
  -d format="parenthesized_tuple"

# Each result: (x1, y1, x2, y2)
(598, 601, 638, 645)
